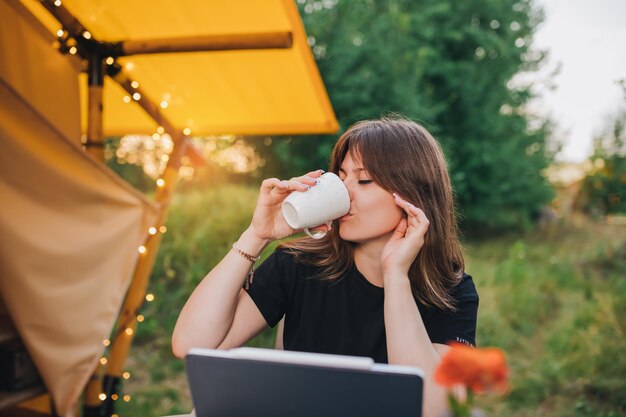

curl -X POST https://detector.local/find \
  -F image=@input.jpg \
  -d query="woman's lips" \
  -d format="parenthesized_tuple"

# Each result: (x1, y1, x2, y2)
(339, 213, 353, 221)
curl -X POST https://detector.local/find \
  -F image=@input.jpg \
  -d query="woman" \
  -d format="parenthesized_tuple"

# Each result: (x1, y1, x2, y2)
(172, 117, 478, 417)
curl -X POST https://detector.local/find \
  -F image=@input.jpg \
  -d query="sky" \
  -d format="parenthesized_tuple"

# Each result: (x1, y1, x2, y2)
(529, 0, 626, 162)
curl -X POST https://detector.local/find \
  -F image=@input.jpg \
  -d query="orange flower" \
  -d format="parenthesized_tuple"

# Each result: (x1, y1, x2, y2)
(434, 342, 508, 394)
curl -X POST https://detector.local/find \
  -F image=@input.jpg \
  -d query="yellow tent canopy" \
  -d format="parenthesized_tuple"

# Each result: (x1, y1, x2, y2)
(20, 0, 339, 137)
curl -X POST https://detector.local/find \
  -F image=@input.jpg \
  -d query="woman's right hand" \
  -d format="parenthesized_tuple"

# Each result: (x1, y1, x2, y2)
(249, 169, 326, 242)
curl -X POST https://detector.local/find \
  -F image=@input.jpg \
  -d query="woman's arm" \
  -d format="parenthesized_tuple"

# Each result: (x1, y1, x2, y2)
(381, 194, 455, 417)
(383, 276, 451, 417)
(172, 171, 324, 358)
(171, 227, 269, 358)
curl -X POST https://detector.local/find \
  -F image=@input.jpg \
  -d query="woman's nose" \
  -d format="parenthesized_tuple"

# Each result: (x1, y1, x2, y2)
(342, 179, 355, 202)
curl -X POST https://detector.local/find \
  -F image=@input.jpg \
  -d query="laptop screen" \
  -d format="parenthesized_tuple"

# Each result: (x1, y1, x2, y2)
(186, 347, 423, 417)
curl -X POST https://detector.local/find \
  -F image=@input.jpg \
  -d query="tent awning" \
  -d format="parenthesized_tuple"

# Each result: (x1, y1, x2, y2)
(20, 0, 339, 137)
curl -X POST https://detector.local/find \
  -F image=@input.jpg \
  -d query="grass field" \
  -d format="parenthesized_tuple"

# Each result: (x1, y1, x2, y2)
(113, 186, 626, 417)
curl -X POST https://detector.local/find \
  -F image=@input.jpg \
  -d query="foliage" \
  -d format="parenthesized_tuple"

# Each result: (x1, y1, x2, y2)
(244, 0, 555, 232)
(104, 137, 157, 194)
(576, 109, 626, 215)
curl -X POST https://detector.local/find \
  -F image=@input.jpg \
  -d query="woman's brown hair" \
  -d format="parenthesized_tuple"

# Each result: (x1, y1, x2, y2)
(281, 116, 464, 310)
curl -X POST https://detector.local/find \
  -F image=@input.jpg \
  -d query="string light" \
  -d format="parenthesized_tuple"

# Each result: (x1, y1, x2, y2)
(156, 126, 165, 134)
(148, 227, 157, 235)
(152, 133, 160, 140)
(183, 128, 191, 136)
(160, 101, 169, 109)
(82, 31, 92, 39)
(123, 395, 131, 402)
(103, 339, 110, 347)
(112, 414, 119, 417)
(69, 46, 77, 55)
(100, 357, 107, 365)
(98, 393, 107, 401)
(111, 394, 119, 401)
(123, 372, 131, 380)
(123, 96, 131, 103)
(125, 328, 134, 336)
(145, 293, 155, 302)
(54, 0, 62, 6)
(138, 245, 146, 254)
(137, 314, 145, 322)
(105, 57, 114, 65)
(156, 178, 165, 187)
(161, 154, 170, 162)
(131, 81, 139, 89)
(125, 62, 135, 71)
(132, 92, 141, 101)
(159, 226, 167, 233)
(56, 29, 64, 37)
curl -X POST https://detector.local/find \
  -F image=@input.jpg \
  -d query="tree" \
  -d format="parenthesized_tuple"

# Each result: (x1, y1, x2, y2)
(247, 0, 555, 231)
(576, 108, 626, 215)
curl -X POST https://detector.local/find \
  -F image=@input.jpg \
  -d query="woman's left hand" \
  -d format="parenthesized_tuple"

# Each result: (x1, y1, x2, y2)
(381, 193, 430, 279)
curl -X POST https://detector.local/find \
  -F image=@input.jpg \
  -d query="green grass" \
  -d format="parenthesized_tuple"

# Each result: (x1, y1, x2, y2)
(113, 187, 626, 417)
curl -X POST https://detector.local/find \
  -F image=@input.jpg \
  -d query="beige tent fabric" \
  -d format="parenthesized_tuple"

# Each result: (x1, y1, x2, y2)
(0, 82, 159, 416)
(0, 2, 160, 415)
(0, 0, 82, 146)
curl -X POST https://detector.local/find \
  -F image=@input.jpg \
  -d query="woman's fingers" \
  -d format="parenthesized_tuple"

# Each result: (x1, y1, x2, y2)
(308, 222, 332, 233)
(261, 178, 286, 192)
(262, 170, 325, 195)
(392, 193, 430, 235)
(306, 169, 325, 178)
(291, 169, 325, 186)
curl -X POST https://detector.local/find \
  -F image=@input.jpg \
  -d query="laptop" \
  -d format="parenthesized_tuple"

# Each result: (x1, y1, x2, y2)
(186, 347, 423, 417)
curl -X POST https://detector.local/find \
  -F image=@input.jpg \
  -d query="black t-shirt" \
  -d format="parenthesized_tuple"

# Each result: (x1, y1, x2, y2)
(245, 249, 479, 363)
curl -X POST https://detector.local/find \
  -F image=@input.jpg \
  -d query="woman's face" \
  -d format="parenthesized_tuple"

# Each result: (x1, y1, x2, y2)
(337, 152, 404, 243)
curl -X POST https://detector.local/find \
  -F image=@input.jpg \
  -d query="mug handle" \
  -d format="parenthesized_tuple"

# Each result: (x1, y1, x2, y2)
(304, 221, 332, 239)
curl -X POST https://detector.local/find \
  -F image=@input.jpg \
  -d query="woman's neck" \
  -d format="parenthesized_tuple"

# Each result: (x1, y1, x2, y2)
(353, 233, 393, 288)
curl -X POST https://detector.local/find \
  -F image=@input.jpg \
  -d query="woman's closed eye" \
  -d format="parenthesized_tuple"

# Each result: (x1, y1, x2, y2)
(358, 180, 373, 185)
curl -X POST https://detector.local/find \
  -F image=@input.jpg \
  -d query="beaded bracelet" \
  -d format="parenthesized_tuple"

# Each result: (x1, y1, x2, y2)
(232, 243, 261, 289)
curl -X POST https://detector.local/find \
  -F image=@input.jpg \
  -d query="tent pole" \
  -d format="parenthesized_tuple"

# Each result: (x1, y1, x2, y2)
(85, 51, 105, 160)
(119, 31, 292, 55)
(99, 135, 186, 417)
(82, 67, 201, 417)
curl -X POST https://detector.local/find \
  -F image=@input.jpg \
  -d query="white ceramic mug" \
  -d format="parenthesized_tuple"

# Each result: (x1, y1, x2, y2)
(281, 172, 350, 239)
